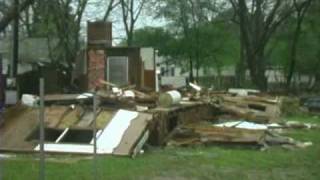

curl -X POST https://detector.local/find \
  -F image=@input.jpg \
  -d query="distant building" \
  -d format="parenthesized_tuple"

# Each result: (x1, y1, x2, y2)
(156, 57, 312, 90)
(0, 37, 57, 75)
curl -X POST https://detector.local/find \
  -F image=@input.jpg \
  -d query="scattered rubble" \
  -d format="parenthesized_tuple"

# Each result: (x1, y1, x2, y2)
(1, 85, 318, 156)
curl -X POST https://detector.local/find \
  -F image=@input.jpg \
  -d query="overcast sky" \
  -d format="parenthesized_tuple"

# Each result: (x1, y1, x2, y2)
(80, 0, 166, 45)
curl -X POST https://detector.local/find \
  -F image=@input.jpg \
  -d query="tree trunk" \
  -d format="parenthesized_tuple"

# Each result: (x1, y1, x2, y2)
(286, 0, 312, 91)
(247, 50, 268, 91)
(127, 32, 133, 46)
(189, 56, 194, 82)
(236, 32, 246, 87)
(195, 58, 199, 82)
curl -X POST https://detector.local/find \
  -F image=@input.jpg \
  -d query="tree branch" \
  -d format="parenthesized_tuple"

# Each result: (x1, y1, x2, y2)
(0, 0, 35, 32)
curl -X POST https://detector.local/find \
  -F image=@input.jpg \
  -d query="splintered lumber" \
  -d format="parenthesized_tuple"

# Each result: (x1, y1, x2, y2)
(220, 105, 271, 123)
(133, 89, 156, 104)
(168, 123, 266, 146)
(220, 96, 281, 123)
(132, 89, 152, 99)
(100, 80, 117, 87)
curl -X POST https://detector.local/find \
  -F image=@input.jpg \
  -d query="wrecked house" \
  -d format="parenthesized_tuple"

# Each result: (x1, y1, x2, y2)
(0, 92, 215, 156)
(73, 21, 156, 91)
(1, 87, 313, 156)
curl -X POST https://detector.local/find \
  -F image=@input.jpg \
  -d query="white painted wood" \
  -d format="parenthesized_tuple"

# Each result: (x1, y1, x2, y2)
(96, 109, 138, 154)
(55, 128, 69, 143)
(34, 144, 94, 154)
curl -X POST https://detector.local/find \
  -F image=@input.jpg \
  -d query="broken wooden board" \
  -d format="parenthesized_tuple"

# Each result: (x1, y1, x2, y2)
(168, 123, 266, 146)
(95, 110, 115, 129)
(57, 106, 83, 129)
(76, 111, 95, 127)
(1, 105, 39, 150)
(96, 110, 139, 154)
(76, 109, 102, 128)
(44, 94, 92, 104)
(113, 113, 153, 156)
(45, 106, 71, 128)
(221, 96, 281, 123)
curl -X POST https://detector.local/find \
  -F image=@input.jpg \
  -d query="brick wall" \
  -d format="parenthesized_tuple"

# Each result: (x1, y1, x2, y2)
(87, 50, 106, 90)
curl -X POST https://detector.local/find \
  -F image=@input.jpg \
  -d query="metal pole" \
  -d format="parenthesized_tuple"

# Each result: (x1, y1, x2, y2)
(0, 54, 4, 124)
(39, 78, 45, 180)
(93, 93, 98, 180)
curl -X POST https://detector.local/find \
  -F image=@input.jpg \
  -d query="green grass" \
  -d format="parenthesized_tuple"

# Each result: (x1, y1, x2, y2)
(2, 115, 320, 180)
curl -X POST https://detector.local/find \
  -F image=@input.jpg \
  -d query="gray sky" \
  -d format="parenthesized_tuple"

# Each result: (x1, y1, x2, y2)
(80, 0, 166, 45)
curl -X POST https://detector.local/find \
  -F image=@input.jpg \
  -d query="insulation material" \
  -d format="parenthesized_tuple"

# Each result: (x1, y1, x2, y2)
(214, 121, 268, 130)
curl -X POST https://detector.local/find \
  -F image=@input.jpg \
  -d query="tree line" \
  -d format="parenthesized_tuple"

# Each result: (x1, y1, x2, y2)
(0, 0, 319, 92)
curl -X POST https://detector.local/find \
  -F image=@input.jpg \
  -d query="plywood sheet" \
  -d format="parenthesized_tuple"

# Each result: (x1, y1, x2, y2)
(45, 106, 70, 128)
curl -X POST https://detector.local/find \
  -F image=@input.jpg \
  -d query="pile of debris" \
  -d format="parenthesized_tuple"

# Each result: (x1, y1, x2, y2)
(166, 121, 314, 150)
(1, 85, 317, 156)
(164, 88, 314, 150)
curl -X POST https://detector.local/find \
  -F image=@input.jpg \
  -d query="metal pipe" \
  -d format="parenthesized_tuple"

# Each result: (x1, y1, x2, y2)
(93, 92, 98, 180)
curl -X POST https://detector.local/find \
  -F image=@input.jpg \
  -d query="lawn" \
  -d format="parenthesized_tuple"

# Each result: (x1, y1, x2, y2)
(2, 115, 320, 180)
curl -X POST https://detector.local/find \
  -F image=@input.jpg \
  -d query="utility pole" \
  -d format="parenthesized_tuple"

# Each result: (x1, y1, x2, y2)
(12, 0, 19, 77)
(0, 54, 3, 180)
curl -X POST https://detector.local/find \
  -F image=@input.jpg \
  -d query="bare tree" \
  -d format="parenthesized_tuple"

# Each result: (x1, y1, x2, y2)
(229, 0, 295, 91)
(0, 0, 35, 32)
(286, 0, 313, 90)
(41, 0, 88, 82)
(103, 0, 120, 21)
(120, 0, 146, 46)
